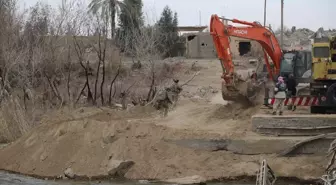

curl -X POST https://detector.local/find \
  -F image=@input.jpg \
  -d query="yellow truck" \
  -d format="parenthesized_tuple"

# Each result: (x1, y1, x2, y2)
(310, 36, 336, 113)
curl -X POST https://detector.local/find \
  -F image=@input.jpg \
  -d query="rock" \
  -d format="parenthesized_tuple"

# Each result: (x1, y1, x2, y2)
(102, 135, 117, 144)
(192, 95, 201, 100)
(249, 59, 258, 64)
(40, 152, 48, 161)
(139, 180, 150, 184)
(64, 168, 75, 179)
(115, 104, 123, 108)
(107, 160, 135, 178)
(164, 175, 206, 185)
(0, 143, 9, 150)
(211, 89, 218, 94)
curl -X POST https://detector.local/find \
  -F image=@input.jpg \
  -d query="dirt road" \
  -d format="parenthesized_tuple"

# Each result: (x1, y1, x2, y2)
(0, 59, 325, 181)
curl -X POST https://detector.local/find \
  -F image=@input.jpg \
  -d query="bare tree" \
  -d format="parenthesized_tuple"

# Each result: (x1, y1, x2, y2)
(90, 13, 109, 105)
(108, 60, 121, 105)
(125, 26, 164, 103)
(73, 36, 94, 104)
(0, 0, 188, 142)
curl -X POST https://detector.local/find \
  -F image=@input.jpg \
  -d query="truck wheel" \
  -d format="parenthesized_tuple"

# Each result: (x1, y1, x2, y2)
(327, 83, 336, 105)
(310, 106, 326, 114)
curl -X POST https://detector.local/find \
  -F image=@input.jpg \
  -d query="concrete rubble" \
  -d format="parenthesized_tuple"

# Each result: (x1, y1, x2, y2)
(252, 114, 336, 136)
(64, 168, 75, 179)
(107, 160, 135, 178)
(274, 28, 336, 50)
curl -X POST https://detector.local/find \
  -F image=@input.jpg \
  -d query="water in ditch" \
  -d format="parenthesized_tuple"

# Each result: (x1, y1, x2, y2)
(0, 171, 255, 185)
(0, 171, 140, 185)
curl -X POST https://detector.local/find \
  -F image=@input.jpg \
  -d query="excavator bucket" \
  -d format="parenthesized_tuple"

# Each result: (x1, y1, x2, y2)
(246, 79, 265, 104)
(221, 73, 265, 106)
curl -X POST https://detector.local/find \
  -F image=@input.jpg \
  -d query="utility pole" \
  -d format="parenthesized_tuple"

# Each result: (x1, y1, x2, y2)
(199, 10, 202, 26)
(263, 0, 267, 26)
(280, 0, 284, 49)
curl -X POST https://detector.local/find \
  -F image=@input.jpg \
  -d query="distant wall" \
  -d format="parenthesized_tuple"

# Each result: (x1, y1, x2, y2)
(184, 32, 263, 59)
(185, 32, 216, 58)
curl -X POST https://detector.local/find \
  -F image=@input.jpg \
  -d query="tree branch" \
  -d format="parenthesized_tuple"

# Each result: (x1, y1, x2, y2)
(181, 71, 200, 87)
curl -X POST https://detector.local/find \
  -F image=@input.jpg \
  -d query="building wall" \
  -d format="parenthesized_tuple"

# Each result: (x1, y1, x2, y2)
(185, 32, 263, 59)
(185, 33, 217, 58)
(230, 37, 263, 58)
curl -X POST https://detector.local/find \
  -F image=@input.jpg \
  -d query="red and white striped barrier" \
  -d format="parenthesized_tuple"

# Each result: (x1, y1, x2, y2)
(268, 96, 319, 106)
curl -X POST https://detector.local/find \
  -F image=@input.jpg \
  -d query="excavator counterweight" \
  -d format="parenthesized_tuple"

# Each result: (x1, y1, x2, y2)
(210, 14, 283, 105)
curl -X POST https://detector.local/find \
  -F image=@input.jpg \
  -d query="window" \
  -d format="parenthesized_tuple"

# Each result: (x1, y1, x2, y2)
(332, 41, 336, 49)
(313, 46, 330, 58)
(280, 53, 295, 73)
(284, 53, 295, 60)
(238, 41, 251, 56)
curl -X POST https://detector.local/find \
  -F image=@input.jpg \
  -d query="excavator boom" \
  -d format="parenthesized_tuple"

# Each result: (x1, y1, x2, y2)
(210, 14, 283, 104)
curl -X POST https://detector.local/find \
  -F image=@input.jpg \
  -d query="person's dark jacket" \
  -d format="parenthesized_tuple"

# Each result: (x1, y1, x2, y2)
(286, 77, 297, 95)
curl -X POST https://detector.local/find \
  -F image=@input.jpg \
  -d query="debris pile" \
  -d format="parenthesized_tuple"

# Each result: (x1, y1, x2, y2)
(274, 28, 336, 50)
(275, 28, 315, 50)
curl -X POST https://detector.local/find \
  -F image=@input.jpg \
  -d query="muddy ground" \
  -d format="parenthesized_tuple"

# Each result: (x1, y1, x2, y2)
(0, 59, 326, 182)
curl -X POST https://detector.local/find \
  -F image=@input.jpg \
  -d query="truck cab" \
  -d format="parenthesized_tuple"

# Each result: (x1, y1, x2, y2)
(311, 36, 336, 80)
(331, 37, 336, 62)
(310, 36, 336, 113)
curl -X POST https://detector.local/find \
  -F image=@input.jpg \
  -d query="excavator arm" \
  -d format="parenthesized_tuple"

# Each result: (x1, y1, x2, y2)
(210, 14, 283, 104)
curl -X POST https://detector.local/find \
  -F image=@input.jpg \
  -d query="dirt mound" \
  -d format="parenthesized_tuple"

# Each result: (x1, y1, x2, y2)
(155, 98, 258, 139)
(0, 106, 325, 181)
(0, 107, 186, 179)
(211, 102, 261, 121)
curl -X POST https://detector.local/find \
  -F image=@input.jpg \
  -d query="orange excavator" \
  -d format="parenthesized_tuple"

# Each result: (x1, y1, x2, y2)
(210, 14, 283, 104)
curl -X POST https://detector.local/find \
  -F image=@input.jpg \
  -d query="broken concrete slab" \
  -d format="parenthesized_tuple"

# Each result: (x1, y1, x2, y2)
(252, 114, 336, 136)
(279, 133, 336, 157)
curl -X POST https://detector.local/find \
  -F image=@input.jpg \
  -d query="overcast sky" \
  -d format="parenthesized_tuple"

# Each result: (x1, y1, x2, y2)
(19, 0, 333, 31)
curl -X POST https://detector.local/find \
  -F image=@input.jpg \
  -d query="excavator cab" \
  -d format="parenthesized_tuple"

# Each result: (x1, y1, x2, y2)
(279, 50, 312, 81)
(260, 50, 312, 81)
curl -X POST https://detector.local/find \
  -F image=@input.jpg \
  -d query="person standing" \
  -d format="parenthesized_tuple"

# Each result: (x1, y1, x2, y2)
(154, 87, 173, 117)
(286, 73, 298, 111)
(154, 79, 182, 117)
(272, 76, 287, 115)
(169, 79, 183, 109)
